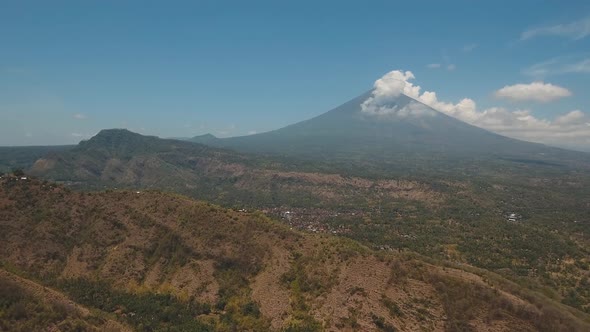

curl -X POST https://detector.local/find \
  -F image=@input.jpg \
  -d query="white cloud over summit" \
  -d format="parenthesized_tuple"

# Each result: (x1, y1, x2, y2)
(494, 82, 572, 103)
(360, 71, 434, 118)
(362, 70, 589, 150)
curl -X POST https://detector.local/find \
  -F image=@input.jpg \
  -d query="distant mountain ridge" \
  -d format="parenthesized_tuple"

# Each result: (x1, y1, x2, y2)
(21, 112, 590, 321)
(189, 91, 587, 165)
(0, 145, 74, 173)
(27, 128, 452, 208)
(188, 133, 221, 145)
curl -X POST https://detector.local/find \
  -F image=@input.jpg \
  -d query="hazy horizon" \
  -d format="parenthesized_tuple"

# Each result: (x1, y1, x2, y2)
(1, 1, 589, 152)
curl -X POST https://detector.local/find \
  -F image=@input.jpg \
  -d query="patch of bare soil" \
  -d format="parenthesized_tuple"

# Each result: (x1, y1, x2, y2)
(384, 278, 446, 331)
(30, 158, 56, 172)
(251, 245, 292, 330)
(60, 246, 93, 279)
(168, 260, 219, 303)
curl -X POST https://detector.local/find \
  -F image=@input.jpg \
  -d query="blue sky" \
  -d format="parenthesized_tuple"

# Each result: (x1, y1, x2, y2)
(1, 0, 589, 150)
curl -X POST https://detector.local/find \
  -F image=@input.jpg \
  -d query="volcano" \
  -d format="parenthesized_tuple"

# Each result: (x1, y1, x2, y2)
(189, 91, 577, 164)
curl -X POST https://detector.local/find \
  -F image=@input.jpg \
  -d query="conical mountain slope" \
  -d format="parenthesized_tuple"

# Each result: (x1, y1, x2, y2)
(191, 91, 563, 161)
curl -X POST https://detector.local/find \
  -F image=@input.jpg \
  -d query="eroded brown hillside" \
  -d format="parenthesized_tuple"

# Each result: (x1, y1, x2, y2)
(0, 175, 588, 331)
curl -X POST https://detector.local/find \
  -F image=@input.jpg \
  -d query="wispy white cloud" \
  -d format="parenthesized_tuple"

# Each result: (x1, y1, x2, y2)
(554, 110, 585, 125)
(564, 58, 590, 73)
(428, 49, 458, 71)
(494, 82, 572, 103)
(73, 113, 87, 120)
(521, 17, 590, 40)
(363, 70, 589, 149)
(71, 133, 91, 138)
(524, 55, 590, 77)
(426, 63, 455, 71)
(465, 108, 590, 151)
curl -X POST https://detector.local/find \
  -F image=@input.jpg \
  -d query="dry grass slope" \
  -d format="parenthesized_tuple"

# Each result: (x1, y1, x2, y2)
(0, 175, 589, 331)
